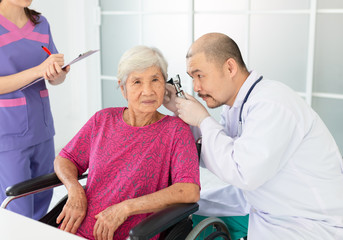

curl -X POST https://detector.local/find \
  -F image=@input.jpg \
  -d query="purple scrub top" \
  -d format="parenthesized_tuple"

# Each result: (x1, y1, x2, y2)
(0, 14, 57, 151)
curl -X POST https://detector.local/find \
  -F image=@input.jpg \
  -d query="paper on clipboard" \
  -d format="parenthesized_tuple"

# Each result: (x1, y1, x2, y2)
(20, 49, 99, 90)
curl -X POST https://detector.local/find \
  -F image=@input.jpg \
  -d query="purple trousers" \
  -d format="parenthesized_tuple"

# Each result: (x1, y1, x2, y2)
(0, 138, 54, 220)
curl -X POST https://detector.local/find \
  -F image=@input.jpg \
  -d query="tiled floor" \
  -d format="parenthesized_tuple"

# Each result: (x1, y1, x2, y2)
(49, 168, 226, 211)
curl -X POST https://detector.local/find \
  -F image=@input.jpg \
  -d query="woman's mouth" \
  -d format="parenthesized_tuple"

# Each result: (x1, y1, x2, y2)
(142, 100, 156, 104)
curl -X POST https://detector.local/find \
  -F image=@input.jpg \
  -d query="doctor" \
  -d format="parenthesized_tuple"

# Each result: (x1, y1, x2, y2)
(164, 32, 343, 239)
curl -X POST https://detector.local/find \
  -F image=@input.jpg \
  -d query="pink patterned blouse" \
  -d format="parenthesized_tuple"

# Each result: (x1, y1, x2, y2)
(59, 107, 200, 240)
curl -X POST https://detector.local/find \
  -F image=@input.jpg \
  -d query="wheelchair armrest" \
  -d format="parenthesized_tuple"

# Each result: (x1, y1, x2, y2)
(129, 202, 199, 240)
(5, 172, 88, 197)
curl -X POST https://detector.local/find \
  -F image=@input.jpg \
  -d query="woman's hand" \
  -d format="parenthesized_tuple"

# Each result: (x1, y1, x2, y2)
(56, 186, 87, 234)
(93, 202, 130, 240)
(38, 54, 64, 74)
(37, 54, 70, 85)
(44, 63, 70, 85)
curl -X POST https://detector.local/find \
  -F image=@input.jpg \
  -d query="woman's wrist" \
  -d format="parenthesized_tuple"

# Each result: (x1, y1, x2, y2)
(120, 199, 135, 217)
(65, 181, 85, 195)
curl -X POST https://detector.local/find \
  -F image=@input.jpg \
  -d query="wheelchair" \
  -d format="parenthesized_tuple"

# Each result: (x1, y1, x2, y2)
(1, 172, 233, 240)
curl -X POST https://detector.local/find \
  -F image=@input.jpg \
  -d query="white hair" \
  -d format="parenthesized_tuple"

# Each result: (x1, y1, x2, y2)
(117, 46, 168, 88)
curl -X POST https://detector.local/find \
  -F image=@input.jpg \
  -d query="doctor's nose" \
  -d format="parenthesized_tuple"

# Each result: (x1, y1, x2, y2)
(193, 78, 201, 92)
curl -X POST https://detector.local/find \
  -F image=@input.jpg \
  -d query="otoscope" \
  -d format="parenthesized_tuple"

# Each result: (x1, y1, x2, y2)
(167, 74, 186, 99)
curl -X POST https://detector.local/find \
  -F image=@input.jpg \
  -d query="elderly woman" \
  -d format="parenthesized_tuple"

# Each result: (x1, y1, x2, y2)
(54, 46, 200, 240)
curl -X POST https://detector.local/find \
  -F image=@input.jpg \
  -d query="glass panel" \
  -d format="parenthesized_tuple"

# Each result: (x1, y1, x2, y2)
(100, 0, 140, 11)
(142, 14, 193, 93)
(312, 97, 343, 154)
(317, 0, 343, 9)
(195, 0, 248, 11)
(100, 15, 140, 76)
(251, 0, 310, 10)
(102, 80, 128, 108)
(143, 0, 188, 12)
(313, 14, 343, 94)
(194, 14, 249, 62)
(249, 14, 309, 92)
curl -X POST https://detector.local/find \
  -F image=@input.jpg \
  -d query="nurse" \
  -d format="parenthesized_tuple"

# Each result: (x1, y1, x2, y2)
(164, 32, 343, 239)
(0, 0, 70, 220)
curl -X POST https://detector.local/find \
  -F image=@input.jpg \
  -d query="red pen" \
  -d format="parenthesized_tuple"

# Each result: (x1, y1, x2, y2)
(41, 46, 51, 56)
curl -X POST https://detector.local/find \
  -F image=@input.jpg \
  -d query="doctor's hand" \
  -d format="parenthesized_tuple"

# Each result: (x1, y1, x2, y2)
(93, 202, 129, 240)
(163, 83, 178, 115)
(57, 186, 87, 234)
(176, 92, 210, 127)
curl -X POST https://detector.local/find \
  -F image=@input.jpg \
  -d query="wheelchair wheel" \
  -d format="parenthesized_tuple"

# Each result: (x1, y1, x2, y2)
(163, 218, 193, 240)
(185, 217, 231, 240)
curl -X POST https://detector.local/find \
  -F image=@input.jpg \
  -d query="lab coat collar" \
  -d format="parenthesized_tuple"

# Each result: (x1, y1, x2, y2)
(231, 70, 261, 109)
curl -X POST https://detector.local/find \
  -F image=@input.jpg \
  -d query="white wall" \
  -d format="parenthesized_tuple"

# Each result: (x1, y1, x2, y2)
(30, 0, 101, 152)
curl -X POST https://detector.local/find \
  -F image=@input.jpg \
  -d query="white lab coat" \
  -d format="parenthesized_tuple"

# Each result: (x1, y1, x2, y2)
(196, 71, 343, 239)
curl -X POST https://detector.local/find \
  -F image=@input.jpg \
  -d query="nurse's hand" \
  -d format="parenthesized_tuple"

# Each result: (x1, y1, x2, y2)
(176, 92, 210, 127)
(93, 202, 129, 240)
(44, 63, 70, 85)
(57, 186, 87, 234)
(163, 83, 178, 116)
(38, 54, 65, 74)
(36, 54, 70, 85)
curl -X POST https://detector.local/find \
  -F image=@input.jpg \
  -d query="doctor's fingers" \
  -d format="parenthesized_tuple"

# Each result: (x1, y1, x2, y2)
(165, 83, 176, 95)
(175, 92, 199, 105)
(176, 99, 193, 117)
(175, 95, 197, 110)
(164, 84, 177, 105)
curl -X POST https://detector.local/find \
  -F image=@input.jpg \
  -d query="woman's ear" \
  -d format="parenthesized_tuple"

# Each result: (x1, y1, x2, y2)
(118, 80, 128, 100)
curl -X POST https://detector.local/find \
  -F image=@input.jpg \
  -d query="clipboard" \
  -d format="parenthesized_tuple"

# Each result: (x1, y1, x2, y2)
(62, 49, 99, 68)
(20, 49, 99, 90)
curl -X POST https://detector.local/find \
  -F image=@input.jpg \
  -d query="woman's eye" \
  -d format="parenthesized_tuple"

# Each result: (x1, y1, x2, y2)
(133, 80, 141, 84)
(152, 78, 159, 82)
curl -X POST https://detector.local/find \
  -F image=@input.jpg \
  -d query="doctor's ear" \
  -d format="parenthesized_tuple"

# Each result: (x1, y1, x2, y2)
(225, 58, 238, 77)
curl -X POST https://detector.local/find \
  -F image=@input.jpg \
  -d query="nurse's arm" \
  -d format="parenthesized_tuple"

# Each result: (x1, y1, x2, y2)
(0, 54, 67, 94)
(0, 67, 43, 94)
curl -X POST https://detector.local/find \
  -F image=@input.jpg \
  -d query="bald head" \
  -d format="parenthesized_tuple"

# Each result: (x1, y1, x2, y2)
(187, 33, 247, 71)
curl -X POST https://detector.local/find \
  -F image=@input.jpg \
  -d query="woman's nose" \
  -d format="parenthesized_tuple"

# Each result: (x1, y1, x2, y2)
(142, 82, 154, 95)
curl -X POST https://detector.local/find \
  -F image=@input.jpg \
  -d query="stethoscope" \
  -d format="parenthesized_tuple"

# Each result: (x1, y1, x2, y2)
(237, 76, 263, 137)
